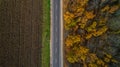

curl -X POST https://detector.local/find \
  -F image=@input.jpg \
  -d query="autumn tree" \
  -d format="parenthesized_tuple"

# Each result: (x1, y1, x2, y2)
(64, 0, 120, 67)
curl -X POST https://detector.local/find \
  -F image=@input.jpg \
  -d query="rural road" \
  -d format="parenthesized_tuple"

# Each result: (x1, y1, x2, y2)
(51, 0, 63, 67)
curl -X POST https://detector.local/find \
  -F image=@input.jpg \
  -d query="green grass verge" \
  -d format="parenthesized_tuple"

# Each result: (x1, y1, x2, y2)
(42, 0, 50, 67)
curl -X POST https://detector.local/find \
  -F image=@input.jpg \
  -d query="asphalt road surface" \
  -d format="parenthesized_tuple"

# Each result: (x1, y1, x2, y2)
(51, 0, 62, 67)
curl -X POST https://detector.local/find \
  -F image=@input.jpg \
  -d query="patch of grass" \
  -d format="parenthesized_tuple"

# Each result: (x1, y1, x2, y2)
(42, 0, 50, 67)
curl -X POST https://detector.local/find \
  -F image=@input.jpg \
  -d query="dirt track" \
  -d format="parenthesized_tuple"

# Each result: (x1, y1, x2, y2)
(0, 0, 43, 67)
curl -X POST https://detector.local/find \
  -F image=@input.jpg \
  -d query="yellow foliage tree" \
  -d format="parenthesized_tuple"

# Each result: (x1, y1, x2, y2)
(64, 0, 119, 67)
(65, 35, 82, 47)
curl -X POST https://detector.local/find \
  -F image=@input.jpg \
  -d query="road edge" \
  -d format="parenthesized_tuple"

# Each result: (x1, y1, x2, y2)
(60, 0, 63, 67)
(50, 0, 53, 66)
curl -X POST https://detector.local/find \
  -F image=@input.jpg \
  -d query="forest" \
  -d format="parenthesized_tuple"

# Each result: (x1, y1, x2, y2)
(64, 0, 120, 67)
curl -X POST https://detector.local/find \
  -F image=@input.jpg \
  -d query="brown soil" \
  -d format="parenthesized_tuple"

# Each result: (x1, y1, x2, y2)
(0, 0, 43, 67)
